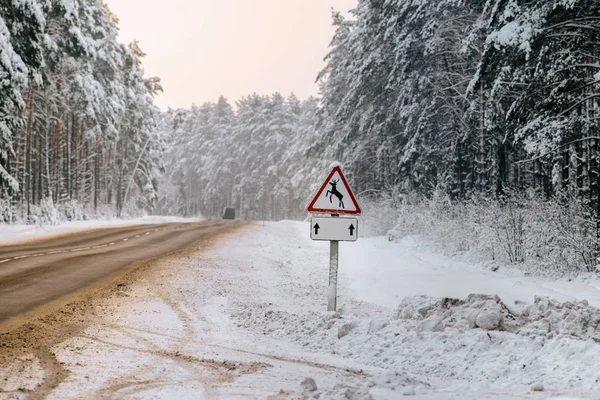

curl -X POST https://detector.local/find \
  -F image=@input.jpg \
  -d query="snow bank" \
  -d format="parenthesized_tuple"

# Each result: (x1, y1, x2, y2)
(397, 294, 600, 342)
(519, 297, 600, 341)
(232, 293, 600, 392)
(218, 221, 600, 395)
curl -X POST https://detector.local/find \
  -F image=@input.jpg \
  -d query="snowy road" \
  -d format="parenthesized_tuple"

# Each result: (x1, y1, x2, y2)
(0, 220, 243, 322)
(1, 221, 600, 399)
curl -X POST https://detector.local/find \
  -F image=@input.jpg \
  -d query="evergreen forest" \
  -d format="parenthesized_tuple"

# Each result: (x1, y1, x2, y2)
(0, 0, 162, 223)
(2, 0, 600, 228)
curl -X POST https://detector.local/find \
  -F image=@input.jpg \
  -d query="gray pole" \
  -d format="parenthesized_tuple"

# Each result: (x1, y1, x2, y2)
(328, 214, 340, 311)
(328, 240, 339, 311)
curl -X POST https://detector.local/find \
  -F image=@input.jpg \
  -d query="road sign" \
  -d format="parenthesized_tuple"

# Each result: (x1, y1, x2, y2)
(306, 164, 361, 312)
(310, 217, 358, 242)
(307, 166, 361, 215)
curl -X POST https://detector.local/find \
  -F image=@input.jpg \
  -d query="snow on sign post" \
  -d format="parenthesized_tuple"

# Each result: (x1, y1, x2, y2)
(307, 164, 361, 312)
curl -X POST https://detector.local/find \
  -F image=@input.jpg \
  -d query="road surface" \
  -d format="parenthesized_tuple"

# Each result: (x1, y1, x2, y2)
(0, 220, 243, 322)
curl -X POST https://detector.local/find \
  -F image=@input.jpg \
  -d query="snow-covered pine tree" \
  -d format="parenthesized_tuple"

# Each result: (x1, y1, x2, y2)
(0, 0, 164, 222)
(157, 93, 320, 221)
(470, 0, 600, 207)
(0, 0, 47, 212)
(318, 0, 485, 197)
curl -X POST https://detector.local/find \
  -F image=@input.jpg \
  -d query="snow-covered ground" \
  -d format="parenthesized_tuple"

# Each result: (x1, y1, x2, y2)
(0, 216, 200, 245)
(342, 235, 600, 310)
(2, 220, 600, 399)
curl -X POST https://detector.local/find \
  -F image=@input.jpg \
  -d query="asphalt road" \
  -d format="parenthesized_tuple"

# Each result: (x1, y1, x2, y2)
(0, 220, 243, 322)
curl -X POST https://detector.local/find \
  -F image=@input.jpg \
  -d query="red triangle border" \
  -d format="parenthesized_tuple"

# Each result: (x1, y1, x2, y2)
(307, 166, 362, 215)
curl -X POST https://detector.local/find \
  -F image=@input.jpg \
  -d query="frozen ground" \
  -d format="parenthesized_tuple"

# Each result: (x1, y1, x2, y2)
(0, 216, 200, 245)
(342, 235, 600, 310)
(2, 220, 600, 399)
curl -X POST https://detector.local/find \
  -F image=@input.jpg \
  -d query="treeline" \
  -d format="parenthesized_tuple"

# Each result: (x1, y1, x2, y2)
(317, 0, 600, 212)
(158, 94, 321, 220)
(0, 0, 162, 223)
(161, 0, 600, 223)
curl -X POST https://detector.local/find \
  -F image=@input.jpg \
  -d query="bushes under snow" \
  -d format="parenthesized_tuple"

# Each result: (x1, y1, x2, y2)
(377, 191, 600, 276)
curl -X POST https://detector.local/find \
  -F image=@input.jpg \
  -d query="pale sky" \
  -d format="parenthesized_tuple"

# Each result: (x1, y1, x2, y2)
(103, 0, 357, 110)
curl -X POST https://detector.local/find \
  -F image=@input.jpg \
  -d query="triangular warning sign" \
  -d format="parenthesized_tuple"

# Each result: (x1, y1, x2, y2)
(307, 166, 362, 215)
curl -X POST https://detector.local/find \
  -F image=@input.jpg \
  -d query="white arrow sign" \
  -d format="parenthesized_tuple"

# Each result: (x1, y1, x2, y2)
(310, 217, 358, 242)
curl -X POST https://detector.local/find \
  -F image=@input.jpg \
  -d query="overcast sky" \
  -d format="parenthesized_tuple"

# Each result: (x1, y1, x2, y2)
(103, 0, 357, 110)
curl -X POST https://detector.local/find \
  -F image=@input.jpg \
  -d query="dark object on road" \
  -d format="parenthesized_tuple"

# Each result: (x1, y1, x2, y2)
(222, 207, 236, 219)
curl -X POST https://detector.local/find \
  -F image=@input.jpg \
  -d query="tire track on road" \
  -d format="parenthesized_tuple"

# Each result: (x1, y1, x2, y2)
(0, 220, 248, 399)
(0, 220, 241, 323)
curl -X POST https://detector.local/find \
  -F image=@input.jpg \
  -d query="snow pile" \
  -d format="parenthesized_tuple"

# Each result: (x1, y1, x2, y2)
(317, 372, 427, 400)
(231, 293, 600, 392)
(519, 297, 600, 341)
(297, 371, 428, 400)
(398, 294, 600, 342)
(396, 294, 514, 332)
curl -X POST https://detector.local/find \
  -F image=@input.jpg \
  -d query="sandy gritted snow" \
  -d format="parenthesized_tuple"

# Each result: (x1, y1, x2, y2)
(3, 220, 600, 399)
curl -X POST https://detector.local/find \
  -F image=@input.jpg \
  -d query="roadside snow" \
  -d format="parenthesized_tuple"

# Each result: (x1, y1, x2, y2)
(0, 216, 200, 245)
(341, 235, 600, 311)
(5, 220, 600, 398)
(208, 222, 600, 397)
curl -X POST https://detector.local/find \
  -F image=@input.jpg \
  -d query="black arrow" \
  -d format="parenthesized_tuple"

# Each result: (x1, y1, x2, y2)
(313, 223, 320, 235)
(349, 224, 355, 236)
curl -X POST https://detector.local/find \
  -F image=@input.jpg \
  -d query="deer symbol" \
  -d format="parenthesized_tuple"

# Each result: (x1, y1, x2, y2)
(325, 179, 345, 208)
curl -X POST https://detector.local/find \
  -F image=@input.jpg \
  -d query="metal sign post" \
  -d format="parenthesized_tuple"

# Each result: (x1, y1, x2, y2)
(328, 214, 339, 311)
(306, 164, 362, 312)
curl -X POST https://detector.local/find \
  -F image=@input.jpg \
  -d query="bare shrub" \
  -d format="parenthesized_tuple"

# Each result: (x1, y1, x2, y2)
(492, 195, 526, 263)
(358, 191, 402, 237)
(382, 190, 600, 277)
(548, 195, 599, 274)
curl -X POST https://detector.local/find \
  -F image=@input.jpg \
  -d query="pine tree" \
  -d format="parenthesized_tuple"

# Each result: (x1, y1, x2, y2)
(0, 0, 164, 222)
